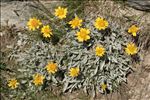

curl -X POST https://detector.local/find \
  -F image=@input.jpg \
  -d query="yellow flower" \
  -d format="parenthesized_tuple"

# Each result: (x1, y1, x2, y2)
(128, 25, 139, 36)
(41, 25, 53, 38)
(69, 67, 80, 77)
(94, 17, 108, 30)
(45, 62, 58, 74)
(33, 73, 44, 86)
(125, 42, 138, 55)
(76, 28, 90, 42)
(55, 6, 67, 19)
(95, 46, 105, 57)
(69, 16, 83, 29)
(27, 17, 42, 31)
(8, 79, 19, 89)
(101, 83, 107, 91)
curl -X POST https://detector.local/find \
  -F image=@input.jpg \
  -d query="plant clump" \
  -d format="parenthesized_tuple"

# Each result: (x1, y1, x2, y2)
(9, 4, 140, 98)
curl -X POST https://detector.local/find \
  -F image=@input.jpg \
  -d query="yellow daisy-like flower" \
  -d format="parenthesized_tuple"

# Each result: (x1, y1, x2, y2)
(33, 73, 44, 86)
(69, 67, 80, 77)
(76, 28, 90, 42)
(128, 25, 139, 36)
(8, 79, 19, 89)
(45, 62, 58, 74)
(41, 25, 53, 38)
(101, 83, 107, 91)
(125, 42, 138, 55)
(55, 6, 67, 19)
(69, 16, 83, 29)
(27, 17, 42, 31)
(95, 46, 105, 57)
(94, 17, 108, 30)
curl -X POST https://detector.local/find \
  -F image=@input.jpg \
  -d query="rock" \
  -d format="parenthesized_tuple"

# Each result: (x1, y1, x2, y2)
(1, 1, 32, 28)
(127, 0, 150, 12)
(1, 0, 28, 2)
(143, 52, 150, 70)
(0, 1, 61, 28)
(144, 54, 150, 66)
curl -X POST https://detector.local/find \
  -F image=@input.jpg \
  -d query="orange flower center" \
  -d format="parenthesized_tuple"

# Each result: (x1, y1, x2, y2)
(31, 20, 39, 27)
(44, 28, 50, 34)
(98, 20, 105, 27)
(80, 33, 87, 38)
(58, 9, 65, 15)
(128, 46, 135, 52)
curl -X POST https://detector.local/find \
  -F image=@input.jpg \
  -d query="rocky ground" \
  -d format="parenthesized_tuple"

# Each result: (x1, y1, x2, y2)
(0, 0, 150, 100)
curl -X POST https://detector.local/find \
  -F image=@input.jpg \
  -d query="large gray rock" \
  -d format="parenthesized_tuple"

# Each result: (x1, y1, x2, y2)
(1, 0, 29, 2)
(127, 0, 150, 12)
(1, 1, 32, 28)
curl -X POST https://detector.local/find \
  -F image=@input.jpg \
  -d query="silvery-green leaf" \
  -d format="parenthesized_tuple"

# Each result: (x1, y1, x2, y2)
(100, 61, 105, 71)
(21, 80, 27, 84)
(82, 55, 88, 64)
(52, 76, 58, 83)
(92, 85, 96, 98)
(46, 75, 51, 80)
(63, 81, 69, 92)
(93, 64, 99, 76)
